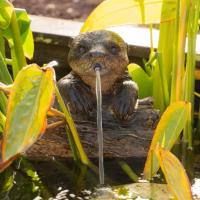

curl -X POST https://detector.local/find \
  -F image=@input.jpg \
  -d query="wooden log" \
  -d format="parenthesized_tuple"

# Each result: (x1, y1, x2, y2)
(25, 98, 160, 160)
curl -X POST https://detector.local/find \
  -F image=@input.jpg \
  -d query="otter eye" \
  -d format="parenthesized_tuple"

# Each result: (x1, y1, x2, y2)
(78, 45, 86, 54)
(110, 44, 118, 55)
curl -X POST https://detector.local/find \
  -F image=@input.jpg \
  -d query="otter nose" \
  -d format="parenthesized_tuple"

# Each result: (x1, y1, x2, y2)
(89, 51, 105, 58)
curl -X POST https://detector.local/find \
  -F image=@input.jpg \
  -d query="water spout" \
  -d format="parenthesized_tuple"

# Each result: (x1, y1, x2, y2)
(95, 65, 104, 185)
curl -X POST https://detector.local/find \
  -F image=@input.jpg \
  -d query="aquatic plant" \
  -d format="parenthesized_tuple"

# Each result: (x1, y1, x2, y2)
(0, 0, 90, 169)
(0, 0, 199, 199)
(80, 0, 200, 198)
(81, 0, 200, 146)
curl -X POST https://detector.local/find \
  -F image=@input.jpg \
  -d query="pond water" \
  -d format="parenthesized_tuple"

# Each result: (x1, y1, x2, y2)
(0, 157, 145, 200)
(1, 144, 200, 200)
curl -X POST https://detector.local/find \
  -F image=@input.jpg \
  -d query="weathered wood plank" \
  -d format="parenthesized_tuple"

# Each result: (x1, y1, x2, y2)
(25, 99, 160, 160)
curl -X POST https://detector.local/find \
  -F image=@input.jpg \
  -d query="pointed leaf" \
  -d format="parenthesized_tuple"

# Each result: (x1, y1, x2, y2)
(0, 0, 13, 30)
(3, 9, 34, 59)
(128, 63, 152, 98)
(1, 64, 55, 165)
(80, 0, 176, 33)
(156, 148, 192, 200)
(143, 101, 191, 180)
(0, 155, 18, 173)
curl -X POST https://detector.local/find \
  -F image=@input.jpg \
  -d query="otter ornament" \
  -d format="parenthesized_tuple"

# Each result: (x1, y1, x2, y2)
(58, 30, 138, 121)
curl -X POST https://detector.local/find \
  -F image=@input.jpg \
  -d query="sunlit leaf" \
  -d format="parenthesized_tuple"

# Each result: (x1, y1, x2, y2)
(0, 91, 7, 115)
(152, 60, 165, 112)
(0, 110, 6, 133)
(0, 82, 12, 94)
(1, 157, 44, 199)
(1, 64, 55, 168)
(143, 101, 191, 180)
(184, 0, 200, 147)
(170, 0, 189, 103)
(13, 157, 52, 198)
(55, 86, 90, 166)
(128, 63, 152, 98)
(0, 166, 14, 198)
(80, 0, 176, 33)
(3, 9, 34, 59)
(156, 147, 192, 200)
(0, 49, 12, 113)
(0, 155, 20, 173)
(0, 0, 13, 30)
(0, 51, 13, 84)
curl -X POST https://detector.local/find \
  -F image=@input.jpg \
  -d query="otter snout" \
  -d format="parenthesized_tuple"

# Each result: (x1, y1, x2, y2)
(93, 63, 102, 71)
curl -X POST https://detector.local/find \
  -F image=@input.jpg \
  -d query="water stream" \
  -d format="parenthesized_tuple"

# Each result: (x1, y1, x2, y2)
(95, 67, 104, 185)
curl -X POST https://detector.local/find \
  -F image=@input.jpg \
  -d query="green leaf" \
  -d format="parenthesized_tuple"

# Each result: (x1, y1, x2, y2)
(128, 63, 152, 98)
(0, 167, 14, 198)
(0, 91, 7, 115)
(3, 9, 34, 59)
(55, 85, 90, 166)
(80, 0, 176, 33)
(15, 9, 34, 59)
(170, 0, 189, 103)
(150, 0, 177, 112)
(13, 157, 52, 198)
(0, 51, 13, 84)
(143, 101, 191, 180)
(156, 148, 192, 200)
(0, 110, 6, 133)
(1, 64, 55, 166)
(0, 0, 13, 30)
(0, 54, 10, 114)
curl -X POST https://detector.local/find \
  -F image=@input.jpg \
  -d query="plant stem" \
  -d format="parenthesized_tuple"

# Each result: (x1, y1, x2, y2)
(118, 161, 139, 182)
(0, 30, 5, 57)
(54, 85, 90, 166)
(184, 0, 200, 146)
(149, 24, 153, 54)
(170, 0, 189, 102)
(152, 0, 176, 111)
(9, 11, 27, 78)
(185, 0, 200, 118)
(5, 58, 13, 66)
(138, 0, 145, 23)
(157, 52, 169, 108)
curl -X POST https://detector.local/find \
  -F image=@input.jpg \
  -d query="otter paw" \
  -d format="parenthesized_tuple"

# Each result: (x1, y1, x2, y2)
(112, 90, 137, 121)
(68, 85, 94, 114)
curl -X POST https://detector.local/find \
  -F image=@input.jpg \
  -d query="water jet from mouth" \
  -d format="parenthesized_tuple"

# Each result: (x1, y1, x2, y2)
(94, 63, 102, 71)
(95, 65, 104, 185)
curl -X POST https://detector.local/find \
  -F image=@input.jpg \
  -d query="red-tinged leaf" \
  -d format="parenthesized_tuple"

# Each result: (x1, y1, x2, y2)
(1, 64, 55, 165)
(156, 148, 192, 200)
(0, 154, 19, 172)
(143, 101, 191, 180)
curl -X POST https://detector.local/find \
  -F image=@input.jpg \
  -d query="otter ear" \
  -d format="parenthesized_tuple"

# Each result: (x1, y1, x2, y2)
(67, 37, 74, 48)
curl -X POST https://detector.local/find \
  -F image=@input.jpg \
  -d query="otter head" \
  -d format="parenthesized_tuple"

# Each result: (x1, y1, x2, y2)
(68, 30, 129, 79)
